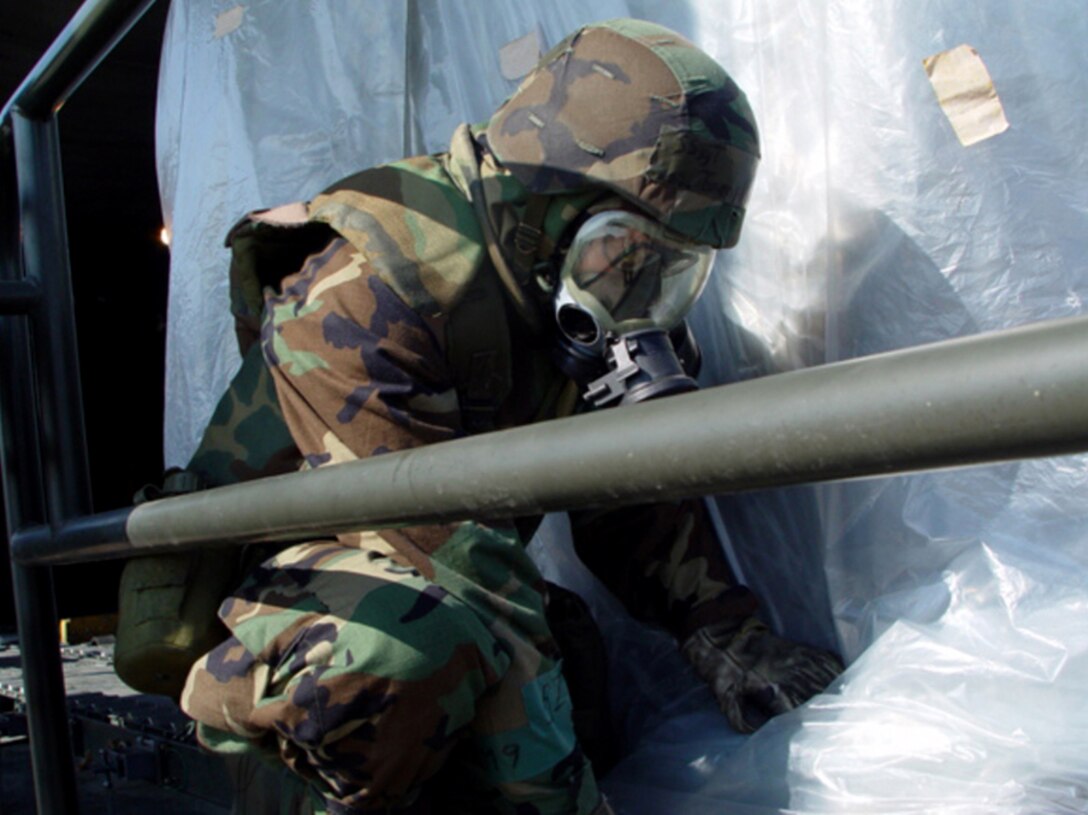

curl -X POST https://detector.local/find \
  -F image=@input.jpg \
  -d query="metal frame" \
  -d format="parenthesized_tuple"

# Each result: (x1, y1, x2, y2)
(1, 2, 160, 811)
(2, 1, 1087, 813)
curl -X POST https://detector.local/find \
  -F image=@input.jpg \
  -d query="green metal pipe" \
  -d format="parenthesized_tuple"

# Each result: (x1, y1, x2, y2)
(13, 315, 1088, 566)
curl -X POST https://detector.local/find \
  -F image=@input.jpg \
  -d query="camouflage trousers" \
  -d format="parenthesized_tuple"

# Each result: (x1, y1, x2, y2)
(184, 533, 604, 815)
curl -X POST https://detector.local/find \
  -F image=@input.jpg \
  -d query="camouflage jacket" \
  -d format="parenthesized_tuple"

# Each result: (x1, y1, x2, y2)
(216, 141, 753, 633)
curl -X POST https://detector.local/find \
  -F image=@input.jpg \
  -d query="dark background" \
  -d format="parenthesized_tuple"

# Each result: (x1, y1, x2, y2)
(1, 1, 172, 627)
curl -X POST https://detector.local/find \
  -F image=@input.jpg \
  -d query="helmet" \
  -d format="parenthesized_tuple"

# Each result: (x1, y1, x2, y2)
(485, 18, 760, 250)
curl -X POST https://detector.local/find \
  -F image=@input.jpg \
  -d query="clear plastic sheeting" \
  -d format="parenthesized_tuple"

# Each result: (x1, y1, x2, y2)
(155, 0, 630, 462)
(156, 2, 1088, 812)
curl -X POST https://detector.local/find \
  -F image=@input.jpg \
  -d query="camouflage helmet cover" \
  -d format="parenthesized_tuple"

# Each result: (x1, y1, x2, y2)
(486, 18, 761, 249)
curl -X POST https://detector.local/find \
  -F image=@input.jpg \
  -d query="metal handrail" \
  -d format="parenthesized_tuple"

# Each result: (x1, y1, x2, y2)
(0, 0, 157, 123)
(1, 1, 162, 812)
(12, 314, 1088, 567)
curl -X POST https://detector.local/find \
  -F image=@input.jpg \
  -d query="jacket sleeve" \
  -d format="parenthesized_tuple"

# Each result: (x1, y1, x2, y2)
(260, 236, 464, 572)
(248, 234, 602, 813)
(569, 498, 759, 642)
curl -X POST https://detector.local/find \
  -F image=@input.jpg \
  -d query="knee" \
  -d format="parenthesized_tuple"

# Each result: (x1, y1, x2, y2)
(270, 580, 506, 745)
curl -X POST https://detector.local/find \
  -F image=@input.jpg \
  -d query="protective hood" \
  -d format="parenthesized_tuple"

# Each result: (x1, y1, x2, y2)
(306, 151, 490, 317)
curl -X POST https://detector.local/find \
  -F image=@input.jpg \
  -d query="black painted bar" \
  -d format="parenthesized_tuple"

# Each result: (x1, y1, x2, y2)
(0, 269, 79, 815)
(0, 280, 41, 314)
(1, 0, 158, 121)
(2, 0, 166, 805)
(13, 111, 93, 521)
(13, 509, 133, 565)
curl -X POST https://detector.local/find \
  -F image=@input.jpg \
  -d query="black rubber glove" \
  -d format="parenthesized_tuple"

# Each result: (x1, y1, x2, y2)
(681, 617, 844, 733)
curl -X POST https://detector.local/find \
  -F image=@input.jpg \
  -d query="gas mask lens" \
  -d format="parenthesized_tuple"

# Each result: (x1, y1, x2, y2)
(555, 210, 714, 347)
(552, 210, 715, 408)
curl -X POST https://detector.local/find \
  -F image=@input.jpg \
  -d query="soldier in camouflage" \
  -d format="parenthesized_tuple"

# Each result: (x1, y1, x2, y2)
(175, 19, 841, 814)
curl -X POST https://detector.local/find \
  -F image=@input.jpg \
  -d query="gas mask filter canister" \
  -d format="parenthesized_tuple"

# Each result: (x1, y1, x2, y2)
(551, 210, 715, 407)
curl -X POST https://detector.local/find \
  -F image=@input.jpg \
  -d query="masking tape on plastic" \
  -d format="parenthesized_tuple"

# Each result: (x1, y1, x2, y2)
(214, 5, 245, 39)
(923, 44, 1009, 147)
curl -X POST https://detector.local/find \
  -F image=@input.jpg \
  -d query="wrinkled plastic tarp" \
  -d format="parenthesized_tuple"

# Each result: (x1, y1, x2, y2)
(156, 2, 1088, 812)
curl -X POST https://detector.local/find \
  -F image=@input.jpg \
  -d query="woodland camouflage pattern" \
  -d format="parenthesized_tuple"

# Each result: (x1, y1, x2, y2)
(184, 530, 595, 814)
(182, 232, 754, 812)
(187, 343, 299, 486)
(486, 18, 761, 249)
(180, 18, 768, 814)
(185, 234, 604, 813)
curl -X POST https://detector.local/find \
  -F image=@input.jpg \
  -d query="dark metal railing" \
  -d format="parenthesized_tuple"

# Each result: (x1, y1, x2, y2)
(0, 0, 158, 122)
(1, 2, 161, 812)
(2, 1, 1087, 814)
(0, 280, 41, 314)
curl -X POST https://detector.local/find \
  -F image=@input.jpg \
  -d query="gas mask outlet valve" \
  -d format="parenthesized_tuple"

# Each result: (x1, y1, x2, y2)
(584, 329, 698, 408)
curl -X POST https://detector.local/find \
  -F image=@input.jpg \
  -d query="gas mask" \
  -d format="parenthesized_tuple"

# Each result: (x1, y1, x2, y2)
(551, 210, 714, 408)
